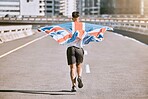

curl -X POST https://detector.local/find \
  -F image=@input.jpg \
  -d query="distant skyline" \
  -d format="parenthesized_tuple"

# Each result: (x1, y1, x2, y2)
(67, 0, 76, 17)
(0, 0, 19, 1)
(1, 0, 147, 17)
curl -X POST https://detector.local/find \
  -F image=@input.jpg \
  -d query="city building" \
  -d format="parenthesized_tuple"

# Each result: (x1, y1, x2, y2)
(20, 0, 40, 16)
(77, 0, 100, 16)
(62, 0, 76, 17)
(0, 0, 20, 17)
(0, 0, 65, 17)
(59, 0, 65, 16)
(0, 0, 42, 17)
(100, 0, 148, 15)
(76, 0, 83, 15)
(143, 0, 148, 15)
(44, 0, 65, 17)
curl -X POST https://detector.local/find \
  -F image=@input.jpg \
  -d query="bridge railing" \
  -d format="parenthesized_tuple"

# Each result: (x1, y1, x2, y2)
(1, 16, 148, 23)
(0, 17, 148, 35)
(0, 25, 33, 43)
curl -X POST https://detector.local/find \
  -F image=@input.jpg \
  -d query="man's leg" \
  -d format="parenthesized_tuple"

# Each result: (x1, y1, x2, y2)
(76, 63, 83, 88)
(70, 64, 76, 86)
(70, 64, 77, 92)
(76, 63, 82, 77)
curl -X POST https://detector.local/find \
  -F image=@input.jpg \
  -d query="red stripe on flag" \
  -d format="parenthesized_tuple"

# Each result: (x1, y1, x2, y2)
(89, 28, 106, 37)
(45, 27, 66, 34)
(45, 29, 54, 34)
(89, 32, 100, 37)
(57, 34, 72, 43)
(100, 28, 106, 33)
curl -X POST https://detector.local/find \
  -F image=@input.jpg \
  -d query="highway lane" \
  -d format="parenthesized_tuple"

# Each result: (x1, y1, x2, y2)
(114, 29, 148, 45)
(0, 30, 45, 56)
(0, 31, 148, 99)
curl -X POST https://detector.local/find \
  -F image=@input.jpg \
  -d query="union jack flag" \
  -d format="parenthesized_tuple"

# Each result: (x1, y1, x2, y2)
(39, 22, 113, 45)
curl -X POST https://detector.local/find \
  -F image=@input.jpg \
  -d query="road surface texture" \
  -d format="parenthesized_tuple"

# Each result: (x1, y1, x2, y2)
(114, 29, 148, 45)
(0, 31, 148, 99)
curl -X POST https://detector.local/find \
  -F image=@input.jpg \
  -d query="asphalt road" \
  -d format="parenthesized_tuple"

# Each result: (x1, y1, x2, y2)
(113, 29, 148, 45)
(0, 31, 148, 99)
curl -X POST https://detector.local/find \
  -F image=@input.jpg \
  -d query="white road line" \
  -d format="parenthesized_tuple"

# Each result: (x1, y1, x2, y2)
(85, 64, 90, 73)
(124, 36, 146, 46)
(0, 34, 48, 59)
(113, 33, 146, 46)
(84, 50, 88, 55)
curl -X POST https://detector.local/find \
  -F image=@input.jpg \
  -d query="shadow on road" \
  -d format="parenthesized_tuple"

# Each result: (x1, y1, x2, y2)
(0, 90, 76, 95)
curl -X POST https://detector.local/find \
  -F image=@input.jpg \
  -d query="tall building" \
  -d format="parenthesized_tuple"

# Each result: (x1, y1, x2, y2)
(76, 0, 83, 15)
(0, 0, 43, 17)
(44, 0, 65, 17)
(143, 0, 148, 15)
(100, 0, 116, 14)
(77, 0, 100, 16)
(100, 0, 148, 15)
(0, 0, 102, 17)
(59, 0, 65, 16)
(63, 0, 76, 17)
(0, 0, 65, 17)
(20, 0, 40, 16)
(0, 0, 20, 17)
(84, 0, 100, 16)
(114, 0, 140, 14)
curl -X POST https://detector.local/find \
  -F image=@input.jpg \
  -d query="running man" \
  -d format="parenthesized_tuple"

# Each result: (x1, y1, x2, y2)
(67, 11, 84, 92)
(38, 11, 113, 92)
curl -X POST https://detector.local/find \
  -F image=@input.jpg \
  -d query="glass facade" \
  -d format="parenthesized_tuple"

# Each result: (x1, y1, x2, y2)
(100, 0, 148, 15)
(77, 0, 100, 16)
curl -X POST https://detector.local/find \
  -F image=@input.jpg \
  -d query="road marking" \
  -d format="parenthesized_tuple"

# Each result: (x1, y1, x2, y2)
(124, 36, 146, 46)
(85, 64, 90, 73)
(84, 50, 88, 55)
(0, 34, 48, 59)
(113, 33, 146, 46)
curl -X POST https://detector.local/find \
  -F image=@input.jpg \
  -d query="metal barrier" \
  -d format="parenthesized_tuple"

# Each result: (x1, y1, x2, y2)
(0, 17, 148, 35)
(0, 25, 33, 43)
(97, 19, 148, 35)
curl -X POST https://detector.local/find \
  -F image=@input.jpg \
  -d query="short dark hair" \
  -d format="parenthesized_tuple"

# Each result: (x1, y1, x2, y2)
(72, 11, 79, 18)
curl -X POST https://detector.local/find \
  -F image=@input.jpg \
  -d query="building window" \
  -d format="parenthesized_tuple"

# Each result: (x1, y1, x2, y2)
(47, 1, 52, 3)
(27, 0, 33, 2)
(47, 11, 52, 13)
(47, 6, 52, 8)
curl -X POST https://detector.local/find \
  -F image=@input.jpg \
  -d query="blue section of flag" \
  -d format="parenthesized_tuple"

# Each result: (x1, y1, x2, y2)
(39, 22, 113, 45)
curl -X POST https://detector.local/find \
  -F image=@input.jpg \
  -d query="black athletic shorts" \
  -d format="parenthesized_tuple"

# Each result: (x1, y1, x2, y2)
(66, 46, 84, 65)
